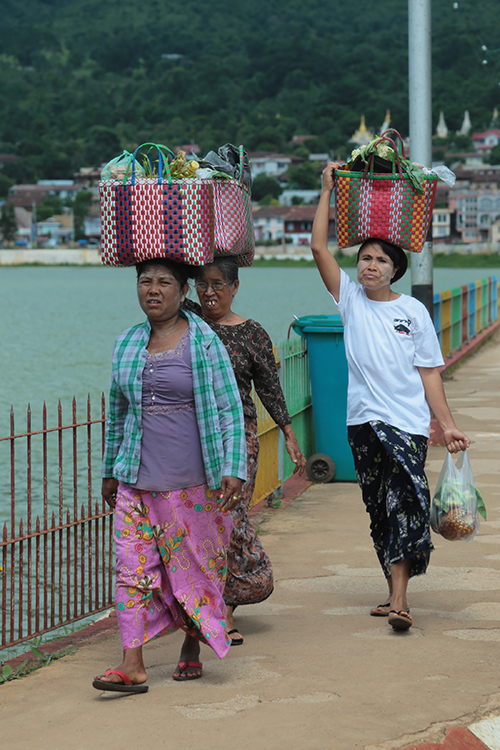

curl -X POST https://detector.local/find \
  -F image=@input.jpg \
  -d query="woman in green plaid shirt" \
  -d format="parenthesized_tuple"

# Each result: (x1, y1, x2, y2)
(93, 259, 247, 694)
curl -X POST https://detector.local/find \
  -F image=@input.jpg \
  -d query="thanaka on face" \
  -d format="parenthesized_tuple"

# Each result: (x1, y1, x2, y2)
(357, 242, 398, 294)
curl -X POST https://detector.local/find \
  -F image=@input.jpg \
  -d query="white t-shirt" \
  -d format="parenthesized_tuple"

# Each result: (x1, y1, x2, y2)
(331, 270, 444, 437)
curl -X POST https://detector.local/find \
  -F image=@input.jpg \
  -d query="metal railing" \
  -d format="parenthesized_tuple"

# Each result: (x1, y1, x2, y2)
(252, 336, 312, 506)
(434, 276, 499, 357)
(278, 337, 314, 482)
(0, 397, 114, 651)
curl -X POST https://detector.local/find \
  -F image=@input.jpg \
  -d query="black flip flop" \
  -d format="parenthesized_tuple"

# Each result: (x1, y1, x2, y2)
(228, 628, 244, 646)
(370, 602, 410, 618)
(370, 602, 392, 617)
(92, 669, 149, 694)
(388, 609, 413, 631)
(172, 661, 203, 681)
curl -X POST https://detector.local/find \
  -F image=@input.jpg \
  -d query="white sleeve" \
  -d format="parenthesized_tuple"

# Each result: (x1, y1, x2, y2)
(413, 319, 445, 368)
(329, 269, 357, 315)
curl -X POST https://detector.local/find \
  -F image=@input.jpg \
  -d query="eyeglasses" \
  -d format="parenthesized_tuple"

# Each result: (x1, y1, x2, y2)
(195, 281, 229, 293)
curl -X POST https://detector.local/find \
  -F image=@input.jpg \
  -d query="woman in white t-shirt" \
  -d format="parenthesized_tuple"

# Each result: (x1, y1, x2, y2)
(311, 162, 470, 631)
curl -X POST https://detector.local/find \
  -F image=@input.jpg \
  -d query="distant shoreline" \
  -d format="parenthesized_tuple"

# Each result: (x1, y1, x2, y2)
(253, 253, 500, 268)
(0, 248, 499, 269)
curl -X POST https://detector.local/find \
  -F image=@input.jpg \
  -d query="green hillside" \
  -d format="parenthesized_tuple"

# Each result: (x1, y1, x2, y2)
(0, 0, 499, 184)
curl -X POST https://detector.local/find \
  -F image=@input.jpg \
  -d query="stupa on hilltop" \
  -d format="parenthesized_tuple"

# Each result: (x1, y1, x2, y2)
(380, 109, 391, 134)
(436, 111, 448, 138)
(457, 110, 471, 136)
(349, 115, 374, 146)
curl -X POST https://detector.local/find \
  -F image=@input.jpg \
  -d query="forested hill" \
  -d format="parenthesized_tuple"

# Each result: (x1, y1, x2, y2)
(0, 0, 499, 184)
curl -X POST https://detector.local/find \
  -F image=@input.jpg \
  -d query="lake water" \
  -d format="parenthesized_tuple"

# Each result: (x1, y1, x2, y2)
(0, 265, 497, 428)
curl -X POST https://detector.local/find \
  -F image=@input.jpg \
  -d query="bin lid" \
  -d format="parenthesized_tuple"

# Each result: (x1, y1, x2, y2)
(292, 314, 344, 336)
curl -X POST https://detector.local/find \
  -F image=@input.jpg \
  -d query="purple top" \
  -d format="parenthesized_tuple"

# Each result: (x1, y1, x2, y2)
(132, 329, 207, 491)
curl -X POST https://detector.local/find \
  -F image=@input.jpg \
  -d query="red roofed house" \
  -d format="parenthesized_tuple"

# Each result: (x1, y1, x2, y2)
(8, 182, 79, 210)
(252, 205, 289, 241)
(472, 129, 500, 156)
(283, 205, 335, 245)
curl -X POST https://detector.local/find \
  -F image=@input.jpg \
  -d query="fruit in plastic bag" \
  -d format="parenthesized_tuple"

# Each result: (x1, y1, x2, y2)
(438, 507, 477, 541)
(431, 450, 485, 543)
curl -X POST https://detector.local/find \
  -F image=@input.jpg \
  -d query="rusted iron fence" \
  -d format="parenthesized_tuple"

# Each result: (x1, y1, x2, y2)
(0, 396, 114, 651)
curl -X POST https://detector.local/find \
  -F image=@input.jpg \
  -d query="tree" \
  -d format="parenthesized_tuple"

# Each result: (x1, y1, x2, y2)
(84, 126, 122, 167)
(488, 144, 500, 165)
(285, 162, 320, 190)
(37, 194, 64, 221)
(258, 195, 280, 206)
(0, 172, 14, 198)
(0, 203, 17, 244)
(251, 173, 282, 202)
(447, 134, 473, 153)
(71, 191, 93, 240)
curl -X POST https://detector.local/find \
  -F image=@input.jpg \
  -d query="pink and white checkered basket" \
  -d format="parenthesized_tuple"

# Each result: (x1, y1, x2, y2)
(99, 143, 254, 267)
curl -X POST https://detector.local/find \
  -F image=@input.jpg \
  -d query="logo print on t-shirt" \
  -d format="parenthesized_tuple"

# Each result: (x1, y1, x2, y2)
(393, 318, 411, 336)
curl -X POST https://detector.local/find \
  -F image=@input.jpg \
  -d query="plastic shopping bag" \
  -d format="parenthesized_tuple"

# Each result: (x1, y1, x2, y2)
(430, 450, 486, 542)
(100, 150, 145, 182)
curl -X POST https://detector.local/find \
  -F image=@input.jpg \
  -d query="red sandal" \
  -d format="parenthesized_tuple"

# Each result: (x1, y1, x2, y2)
(92, 669, 149, 694)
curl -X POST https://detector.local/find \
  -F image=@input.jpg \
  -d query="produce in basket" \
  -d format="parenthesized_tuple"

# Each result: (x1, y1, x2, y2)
(346, 134, 428, 193)
(168, 150, 199, 179)
(101, 150, 145, 181)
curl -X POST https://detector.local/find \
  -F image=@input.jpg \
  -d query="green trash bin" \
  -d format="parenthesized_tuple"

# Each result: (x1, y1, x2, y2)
(293, 315, 357, 482)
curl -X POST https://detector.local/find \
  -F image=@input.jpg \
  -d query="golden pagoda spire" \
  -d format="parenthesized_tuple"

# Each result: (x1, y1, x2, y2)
(350, 115, 374, 146)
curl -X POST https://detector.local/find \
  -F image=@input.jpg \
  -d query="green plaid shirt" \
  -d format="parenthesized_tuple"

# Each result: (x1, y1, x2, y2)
(102, 310, 247, 489)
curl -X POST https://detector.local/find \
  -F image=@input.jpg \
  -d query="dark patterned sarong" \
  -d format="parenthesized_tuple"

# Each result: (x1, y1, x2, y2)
(348, 421, 434, 579)
(223, 417, 274, 607)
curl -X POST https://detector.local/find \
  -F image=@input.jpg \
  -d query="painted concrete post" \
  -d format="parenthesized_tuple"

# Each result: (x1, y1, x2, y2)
(409, 0, 434, 317)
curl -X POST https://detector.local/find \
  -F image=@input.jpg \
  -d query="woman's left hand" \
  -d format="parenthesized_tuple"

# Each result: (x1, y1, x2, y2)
(282, 426, 306, 475)
(285, 435, 306, 475)
(218, 476, 244, 511)
(444, 427, 470, 454)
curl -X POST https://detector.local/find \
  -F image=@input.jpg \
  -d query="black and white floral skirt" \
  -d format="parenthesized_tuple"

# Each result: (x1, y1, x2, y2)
(348, 421, 434, 579)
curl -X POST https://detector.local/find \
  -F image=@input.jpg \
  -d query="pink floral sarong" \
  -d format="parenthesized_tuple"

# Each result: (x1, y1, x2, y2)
(114, 481, 233, 658)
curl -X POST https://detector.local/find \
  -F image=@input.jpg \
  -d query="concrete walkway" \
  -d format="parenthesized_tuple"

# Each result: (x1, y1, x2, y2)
(1, 333, 500, 750)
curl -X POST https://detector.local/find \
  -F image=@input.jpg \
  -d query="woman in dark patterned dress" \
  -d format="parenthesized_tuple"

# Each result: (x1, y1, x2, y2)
(184, 256, 306, 645)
